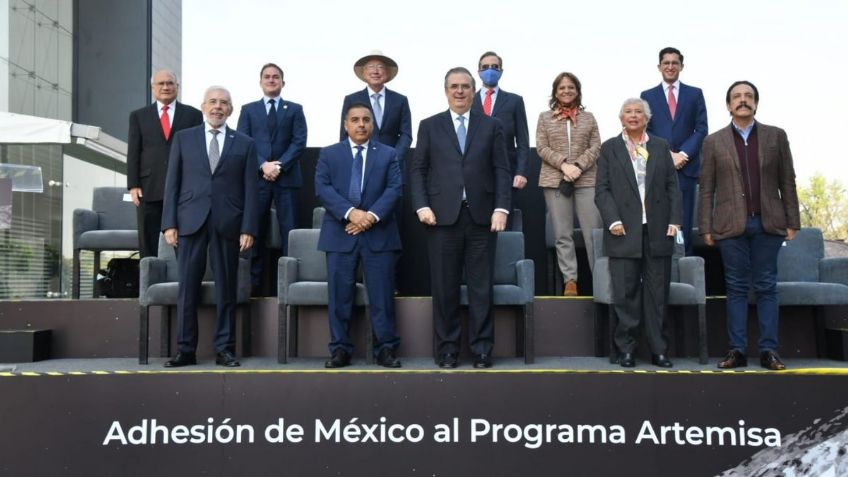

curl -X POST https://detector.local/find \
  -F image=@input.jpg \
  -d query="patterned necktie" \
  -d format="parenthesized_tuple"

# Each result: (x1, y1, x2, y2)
(267, 98, 278, 132)
(349, 145, 364, 206)
(208, 130, 220, 172)
(456, 115, 467, 155)
(160, 104, 171, 140)
(483, 89, 494, 116)
(371, 93, 383, 129)
(668, 84, 677, 120)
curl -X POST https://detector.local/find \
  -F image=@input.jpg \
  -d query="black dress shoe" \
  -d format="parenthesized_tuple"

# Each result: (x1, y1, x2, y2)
(164, 352, 196, 368)
(473, 354, 493, 369)
(215, 350, 240, 367)
(651, 354, 673, 368)
(325, 349, 351, 369)
(619, 352, 636, 368)
(437, 353, 458, 369)
(376, 348, 401, 368)
(717, 349, 748, 369)
(760, 350, 786, 371)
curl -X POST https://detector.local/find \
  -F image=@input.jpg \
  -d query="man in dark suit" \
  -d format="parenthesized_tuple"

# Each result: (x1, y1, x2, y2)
(699, 81, 800, 371)
(339, 51, 412, 171)
(410, 67, 512, 369)
(161, 86, 259, 368)
(641, 47, 708, 255)
(316, 103, 403, 369)
(472, 51, 530, 190)
(595, 98, 682, 368)
(237, 63, 307, 292)
(127, 68, 203, 257)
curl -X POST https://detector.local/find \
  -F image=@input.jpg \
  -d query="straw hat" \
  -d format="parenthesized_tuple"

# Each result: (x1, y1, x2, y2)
(353, 50, 399, 83)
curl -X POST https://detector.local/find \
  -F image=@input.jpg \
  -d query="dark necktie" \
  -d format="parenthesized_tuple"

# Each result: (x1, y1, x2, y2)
(349, 145, 364, 206)
(267, 98, 278, 132)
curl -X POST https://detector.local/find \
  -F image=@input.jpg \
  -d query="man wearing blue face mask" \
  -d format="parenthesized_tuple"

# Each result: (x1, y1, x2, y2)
(472, 51, 530, 190)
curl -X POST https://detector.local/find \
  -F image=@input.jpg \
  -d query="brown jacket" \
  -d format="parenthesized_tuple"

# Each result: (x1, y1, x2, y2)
(535, 109, 601, 188)
(698, 122, 800, 240)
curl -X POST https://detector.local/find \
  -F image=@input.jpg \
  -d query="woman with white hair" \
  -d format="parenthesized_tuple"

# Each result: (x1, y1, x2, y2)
(594, 98, 682, 368)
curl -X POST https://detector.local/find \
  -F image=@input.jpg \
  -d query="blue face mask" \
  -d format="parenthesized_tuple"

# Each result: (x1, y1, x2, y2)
(479, 69, 502, 87)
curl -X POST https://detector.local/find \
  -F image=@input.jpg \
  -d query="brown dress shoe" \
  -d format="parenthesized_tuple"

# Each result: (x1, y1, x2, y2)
(717, 349, 747, 369)
(760, 351, 786, 371)
(563, 280, 578, 296)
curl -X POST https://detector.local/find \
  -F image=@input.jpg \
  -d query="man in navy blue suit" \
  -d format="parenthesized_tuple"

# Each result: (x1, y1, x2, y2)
(410, 67, 512, 369)
(316, 103, 403, 368)
(641, 47, 708, 255)
(237, 63, 307, 293)
(472, 51, 530, 190)
(339, 51, 412, 171)
(161, 86, 259, 368)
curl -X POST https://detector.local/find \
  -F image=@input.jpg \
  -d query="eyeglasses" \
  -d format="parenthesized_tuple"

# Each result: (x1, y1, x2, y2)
(365, 64, 386, 71)
(154, 81, 176, 88)
(479, 64, 501, 71)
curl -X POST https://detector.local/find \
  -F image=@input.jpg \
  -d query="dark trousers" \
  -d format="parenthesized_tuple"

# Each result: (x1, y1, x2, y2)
(716, 215, 784, 352)
(137, 200, 163, 258)
(326, 244, 399, 356)
(678, 173, 697, 256)
(610, 225, 672, 355)
(427, 206, 497, 356)
(251, 180, 299, 287)
(175, 220, 239, 354)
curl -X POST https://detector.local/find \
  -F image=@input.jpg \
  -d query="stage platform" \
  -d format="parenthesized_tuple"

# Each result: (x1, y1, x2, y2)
(2, 298, 847, 476)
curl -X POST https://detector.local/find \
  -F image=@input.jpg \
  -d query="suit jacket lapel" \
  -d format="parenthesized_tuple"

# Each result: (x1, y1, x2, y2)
(440, 111, 463, 156)
(645, 139, 660, 193)
(491, 89, 506, 117)
(718, 126, 741, 175)
(614, 137, 640, 196)
(465, 110, 482, 156)
(362, 142, 379, 191)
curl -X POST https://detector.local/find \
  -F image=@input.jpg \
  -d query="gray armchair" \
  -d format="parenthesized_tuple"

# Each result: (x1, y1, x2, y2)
(767, 227, 848, 358)
(592, 229, 707, 364)
(72, 187, 139, 298)
(277, 228, 370, 364)
(460, 231, 535, 364)
(137, 237, 252, 364)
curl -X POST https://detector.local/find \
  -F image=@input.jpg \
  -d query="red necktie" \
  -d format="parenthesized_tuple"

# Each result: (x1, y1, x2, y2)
(161, 104, 171, 140)
(483, 89, 494, 116)
(667, 85, 677, 120)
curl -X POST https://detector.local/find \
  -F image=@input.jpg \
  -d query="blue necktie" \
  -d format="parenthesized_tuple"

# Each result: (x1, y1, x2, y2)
(456, 115, 467, 155)
(349, 145, 364, 206)
(371, 93, 383, 129)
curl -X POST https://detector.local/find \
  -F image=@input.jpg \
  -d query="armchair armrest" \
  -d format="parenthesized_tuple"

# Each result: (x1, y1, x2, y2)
(515, 259, 535, 304)
(72, 209, 99, 249)
(138, 257, 168, 306)
(820, 257, 848, 286)
(678, 256, 706, 304)
(592, 257, 612, 304)
(277, 256, 299, 304)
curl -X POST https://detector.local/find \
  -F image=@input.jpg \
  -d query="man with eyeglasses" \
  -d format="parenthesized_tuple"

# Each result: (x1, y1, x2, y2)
(410, 67, 511, 369)
(340, 51, 412, 172)
(161, 86, 259, 368)
(472, 51, 530, 191)
(640, 47, 708, 256)
(127, 68, 203, 258)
